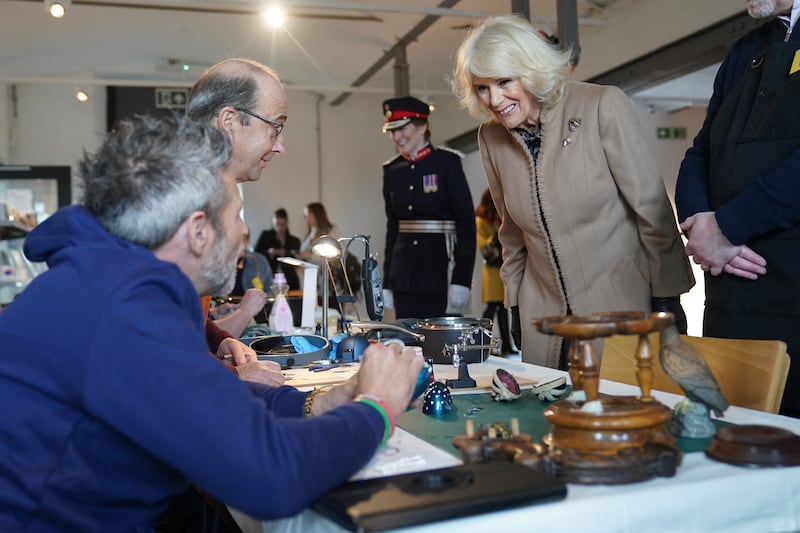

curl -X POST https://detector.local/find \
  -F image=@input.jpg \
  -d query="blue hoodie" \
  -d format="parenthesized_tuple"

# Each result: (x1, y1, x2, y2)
(0, 206, 383, 532)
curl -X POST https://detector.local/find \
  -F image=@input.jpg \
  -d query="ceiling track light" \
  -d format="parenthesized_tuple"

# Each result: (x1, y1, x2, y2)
(45, 0, 72, 18)
(262, 4, 285, 28)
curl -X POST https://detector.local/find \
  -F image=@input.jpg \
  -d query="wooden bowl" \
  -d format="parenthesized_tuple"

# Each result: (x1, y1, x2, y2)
(705, 424, 800, 466)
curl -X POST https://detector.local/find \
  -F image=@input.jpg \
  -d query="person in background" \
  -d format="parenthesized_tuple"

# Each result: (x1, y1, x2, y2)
(297, 202, 341, 261)
(255, 207, 301, 290)
(452, 15, 694, 369)
(476, 188, 512, 355)
(0, 112, 423, 531)
(296, 202, 347, 308)
(186, 57, 287, 381)
(675, 0, 800, 417)
(212, 228, 271, 338)
(380, 96, 476, 319)
(231, 227, 273, 296)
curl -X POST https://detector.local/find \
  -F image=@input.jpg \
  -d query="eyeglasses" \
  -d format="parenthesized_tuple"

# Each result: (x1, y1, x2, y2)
(234, 107, 284, 137)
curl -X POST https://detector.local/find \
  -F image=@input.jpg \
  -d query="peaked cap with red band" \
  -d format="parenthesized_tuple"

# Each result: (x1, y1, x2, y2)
(381, 96, 431, 132)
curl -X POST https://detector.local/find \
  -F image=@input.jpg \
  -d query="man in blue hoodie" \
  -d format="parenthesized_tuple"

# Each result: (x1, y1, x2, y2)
(0, 112, 422, 531)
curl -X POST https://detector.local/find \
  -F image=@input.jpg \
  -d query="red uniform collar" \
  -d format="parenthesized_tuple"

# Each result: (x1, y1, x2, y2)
(404, 143, 432, 162)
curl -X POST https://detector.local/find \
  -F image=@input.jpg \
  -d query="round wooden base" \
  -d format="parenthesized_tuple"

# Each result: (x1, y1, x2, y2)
(543, 396, 682, 484)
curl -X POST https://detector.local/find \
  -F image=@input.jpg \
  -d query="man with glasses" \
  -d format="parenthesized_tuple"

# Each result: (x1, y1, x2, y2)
(187, 58, 287, 183)
(171, 59, 292, 530)
(183, 58, 290, 382)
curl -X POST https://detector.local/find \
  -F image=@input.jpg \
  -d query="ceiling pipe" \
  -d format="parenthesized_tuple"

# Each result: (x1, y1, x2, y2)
(393, 47, 410, 97)
(557, 0, 581, 67)
(511, 0, 529, 20)
(330, 0, 461, 106)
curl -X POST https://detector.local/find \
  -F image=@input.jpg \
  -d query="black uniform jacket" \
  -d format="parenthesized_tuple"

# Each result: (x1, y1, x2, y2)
(382, 144, 476, 294)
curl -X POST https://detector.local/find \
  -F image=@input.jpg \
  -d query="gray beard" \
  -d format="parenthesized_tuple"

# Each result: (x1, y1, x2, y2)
(747, 0, 780, 18)
(203, 231, 238, 297)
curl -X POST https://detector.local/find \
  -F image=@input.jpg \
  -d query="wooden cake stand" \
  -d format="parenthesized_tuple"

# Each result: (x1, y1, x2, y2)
(533, 311, 682, 484)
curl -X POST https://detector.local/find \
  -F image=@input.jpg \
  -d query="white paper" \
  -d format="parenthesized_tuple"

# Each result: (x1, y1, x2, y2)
(350, 427, 461, 481)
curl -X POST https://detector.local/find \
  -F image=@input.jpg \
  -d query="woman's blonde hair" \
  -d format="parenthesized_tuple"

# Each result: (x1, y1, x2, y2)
(452, 15, 571, 119)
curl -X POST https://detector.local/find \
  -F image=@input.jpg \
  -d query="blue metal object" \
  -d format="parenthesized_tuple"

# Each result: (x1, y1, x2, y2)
(422, 382, 453, 416)
(413, 362, 433, 400)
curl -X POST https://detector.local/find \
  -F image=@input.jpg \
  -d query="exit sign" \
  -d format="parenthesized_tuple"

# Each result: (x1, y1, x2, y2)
(155, 88, 189, 109)
(657, 127, 687, 139)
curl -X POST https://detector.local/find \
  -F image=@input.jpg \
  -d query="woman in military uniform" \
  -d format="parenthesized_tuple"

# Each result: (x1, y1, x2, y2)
(381, 96, 476, 319)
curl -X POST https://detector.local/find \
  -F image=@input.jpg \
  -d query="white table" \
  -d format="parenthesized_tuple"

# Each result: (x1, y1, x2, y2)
(235, 357, 800, 533)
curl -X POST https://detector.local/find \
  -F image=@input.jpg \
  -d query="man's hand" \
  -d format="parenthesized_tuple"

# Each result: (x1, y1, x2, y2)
(216, 337, 285, 385)
(217, 337, 256, 365)
(236, 360, 285, 386)
(267, 247, 285, 259)
(308, 375, 359, 416)
(239, 288, 268, 317)
(681, 212, 766, 280)
(354, 343, 423, 419)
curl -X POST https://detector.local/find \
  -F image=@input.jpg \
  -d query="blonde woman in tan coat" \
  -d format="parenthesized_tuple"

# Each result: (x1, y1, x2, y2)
(452, 15, 694, 369)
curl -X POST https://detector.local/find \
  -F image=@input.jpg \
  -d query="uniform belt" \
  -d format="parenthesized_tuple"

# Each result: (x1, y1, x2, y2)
(398, 220, 456, 234)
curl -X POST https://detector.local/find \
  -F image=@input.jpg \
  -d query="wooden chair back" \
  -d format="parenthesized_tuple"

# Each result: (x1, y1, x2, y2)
(599, 333, 790, 413)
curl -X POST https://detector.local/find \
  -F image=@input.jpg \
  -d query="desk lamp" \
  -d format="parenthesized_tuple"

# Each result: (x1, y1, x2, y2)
(311, 235, 341, 339)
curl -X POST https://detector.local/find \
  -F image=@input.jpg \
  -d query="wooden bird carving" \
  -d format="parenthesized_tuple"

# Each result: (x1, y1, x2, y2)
(659, 325, 730, 417)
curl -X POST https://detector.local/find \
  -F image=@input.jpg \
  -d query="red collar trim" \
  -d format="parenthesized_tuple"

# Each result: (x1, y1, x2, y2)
(404, 143, 432, 162)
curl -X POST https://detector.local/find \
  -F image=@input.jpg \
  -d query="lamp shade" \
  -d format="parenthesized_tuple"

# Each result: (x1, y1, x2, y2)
(311, 235, 342, 259)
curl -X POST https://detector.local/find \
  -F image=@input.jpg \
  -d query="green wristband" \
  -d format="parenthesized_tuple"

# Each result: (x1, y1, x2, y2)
(354, 395, 394, 446)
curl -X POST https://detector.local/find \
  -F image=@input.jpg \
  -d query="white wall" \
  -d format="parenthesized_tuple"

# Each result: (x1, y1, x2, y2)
(6, 83, 106, 201)
(0, 82, 711, 331)
(1, 64, 715, 332)
(632, 102, 709, 336)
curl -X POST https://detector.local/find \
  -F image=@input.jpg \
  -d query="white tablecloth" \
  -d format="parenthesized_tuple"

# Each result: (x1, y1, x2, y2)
(232, 357, 800, 533)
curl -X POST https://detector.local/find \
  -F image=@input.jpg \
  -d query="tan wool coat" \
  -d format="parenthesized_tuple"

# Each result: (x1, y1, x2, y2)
(479, 81, 695, 368)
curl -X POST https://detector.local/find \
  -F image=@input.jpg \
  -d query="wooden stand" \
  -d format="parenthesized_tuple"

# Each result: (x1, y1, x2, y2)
(452, 418, 545, 468)
(533, 311, 682, 484)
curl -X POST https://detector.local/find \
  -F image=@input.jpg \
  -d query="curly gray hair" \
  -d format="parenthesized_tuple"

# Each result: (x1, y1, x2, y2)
(80, 112, 231, 249)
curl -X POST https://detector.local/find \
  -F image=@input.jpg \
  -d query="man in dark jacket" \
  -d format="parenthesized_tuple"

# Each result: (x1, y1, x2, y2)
(255, 207, 302, 290)
(675, 0, 800, 416)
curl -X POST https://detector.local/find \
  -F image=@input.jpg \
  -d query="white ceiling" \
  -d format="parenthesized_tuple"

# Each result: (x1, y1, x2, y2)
(0, 0, 726, 107)
(634, 62, 719, 113)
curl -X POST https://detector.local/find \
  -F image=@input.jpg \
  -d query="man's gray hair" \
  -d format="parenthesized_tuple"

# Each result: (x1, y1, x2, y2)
(186, 58, 281, 125)
(80, 112, 231, 249)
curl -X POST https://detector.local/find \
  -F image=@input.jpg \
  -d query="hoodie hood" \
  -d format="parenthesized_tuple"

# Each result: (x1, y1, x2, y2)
(24, 205, 146, 267)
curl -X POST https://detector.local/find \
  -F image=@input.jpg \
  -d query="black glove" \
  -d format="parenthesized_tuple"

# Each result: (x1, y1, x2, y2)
(651, 296, 687, 334)
(510, 305, 522, 350)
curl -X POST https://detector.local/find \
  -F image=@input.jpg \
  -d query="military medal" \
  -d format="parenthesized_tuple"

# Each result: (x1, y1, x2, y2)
(423, 174, 438, 193)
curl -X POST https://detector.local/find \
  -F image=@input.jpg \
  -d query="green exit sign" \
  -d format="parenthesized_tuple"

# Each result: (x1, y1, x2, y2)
(657, 127, 687, 139)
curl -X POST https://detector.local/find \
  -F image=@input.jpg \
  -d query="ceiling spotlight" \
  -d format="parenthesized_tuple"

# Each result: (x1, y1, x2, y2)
(45, 0, 71, 18)
(75, 89, 89, 103)
(262, 5, 285, 28)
